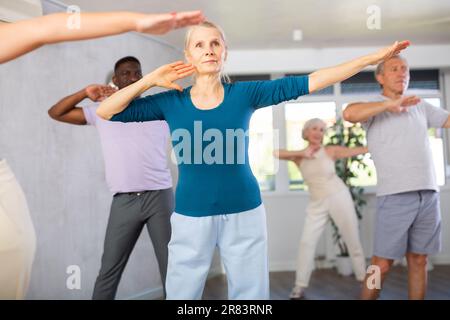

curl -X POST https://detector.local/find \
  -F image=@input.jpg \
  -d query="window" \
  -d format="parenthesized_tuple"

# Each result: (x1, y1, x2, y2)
(286, 73, 334, 96)
(230, 74, 276, 191)
(249, 107, 276, 191)
(229, 74, 271, 83)
(341, 72, 381, 94)
(409, 70, 440, 92)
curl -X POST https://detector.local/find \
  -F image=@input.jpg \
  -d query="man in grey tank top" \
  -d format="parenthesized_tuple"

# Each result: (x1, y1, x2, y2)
(344, 55, 450, 300)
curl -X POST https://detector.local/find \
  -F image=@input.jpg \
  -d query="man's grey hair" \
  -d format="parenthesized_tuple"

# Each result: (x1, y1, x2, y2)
(374, 55, 408, 88)
(374, 55, 408, 77)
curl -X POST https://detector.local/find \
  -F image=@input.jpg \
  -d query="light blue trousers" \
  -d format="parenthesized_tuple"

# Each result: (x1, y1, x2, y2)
(166, 204, 269, 300)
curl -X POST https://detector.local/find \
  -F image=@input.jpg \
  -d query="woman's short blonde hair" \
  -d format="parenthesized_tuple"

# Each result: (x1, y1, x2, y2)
(302, 118, 327, 140)
(184, 21, 227, 51)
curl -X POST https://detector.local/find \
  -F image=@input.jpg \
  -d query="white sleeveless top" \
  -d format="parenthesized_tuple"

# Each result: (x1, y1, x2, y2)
(298, 147, 347, 200)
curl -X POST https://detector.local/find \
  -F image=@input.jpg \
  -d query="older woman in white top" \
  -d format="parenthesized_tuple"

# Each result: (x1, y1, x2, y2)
(274, 118, 368, 299)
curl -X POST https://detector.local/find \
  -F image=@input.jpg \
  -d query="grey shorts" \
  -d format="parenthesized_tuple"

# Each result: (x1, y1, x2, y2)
(374, 190, 441, 260)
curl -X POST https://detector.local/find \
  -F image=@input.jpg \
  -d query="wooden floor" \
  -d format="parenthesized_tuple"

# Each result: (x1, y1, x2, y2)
(203, 265, 450, 300)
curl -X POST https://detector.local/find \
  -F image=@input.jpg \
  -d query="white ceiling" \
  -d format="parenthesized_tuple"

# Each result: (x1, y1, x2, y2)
(65, 0, 450, 50)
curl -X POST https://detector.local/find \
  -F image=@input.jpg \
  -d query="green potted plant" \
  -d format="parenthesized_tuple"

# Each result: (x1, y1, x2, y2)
(326, 117, 372, 276)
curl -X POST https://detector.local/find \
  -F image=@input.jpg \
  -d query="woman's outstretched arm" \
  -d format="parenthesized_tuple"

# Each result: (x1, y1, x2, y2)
(326, 146, 369, 160)
(274, 145, 320, 162)
(96, 61, 195, 120)
(0, 11, 204, 63)
(308, 41, 410, 93)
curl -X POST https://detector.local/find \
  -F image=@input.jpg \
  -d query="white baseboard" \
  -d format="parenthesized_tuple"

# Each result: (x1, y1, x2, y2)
(431, 255, 450, 265)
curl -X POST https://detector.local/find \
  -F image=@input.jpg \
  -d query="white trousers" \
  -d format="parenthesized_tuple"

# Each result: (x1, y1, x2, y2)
(295, 188, 366, 287)
(0, 159, 36, 299)
(166, 204, 269, 300)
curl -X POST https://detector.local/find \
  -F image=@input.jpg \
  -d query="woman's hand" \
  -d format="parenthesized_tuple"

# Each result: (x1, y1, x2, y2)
(0, 10, 205, 64)
(308, 40, 411, 93)
(85, 84, 117, 102)
(303, 145, 321, 159)
(144, 61, 196, 91)
(369, 40, 411, 65)
(135, 11, 205, 35)
(385, 95, 421, 113)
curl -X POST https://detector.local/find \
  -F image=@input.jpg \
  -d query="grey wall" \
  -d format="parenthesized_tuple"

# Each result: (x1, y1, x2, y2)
(0, 2, 191, 299)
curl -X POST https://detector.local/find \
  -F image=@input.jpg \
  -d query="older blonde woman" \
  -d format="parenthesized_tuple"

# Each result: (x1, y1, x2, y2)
(97, 20, 409, 299)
